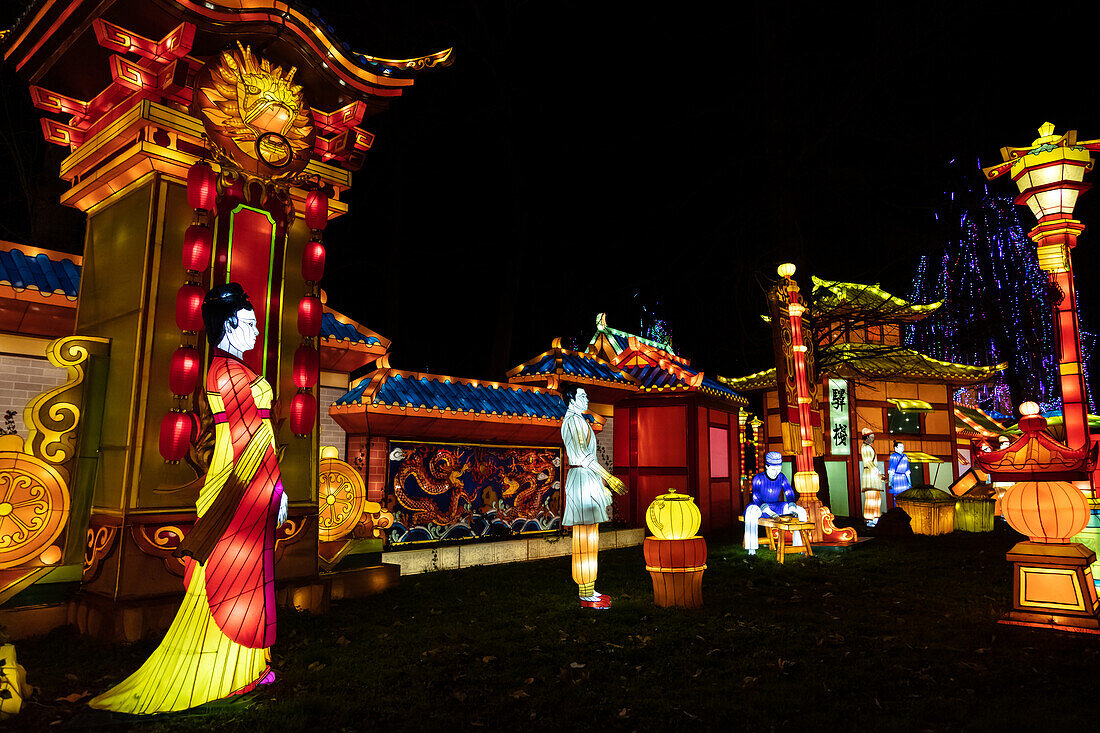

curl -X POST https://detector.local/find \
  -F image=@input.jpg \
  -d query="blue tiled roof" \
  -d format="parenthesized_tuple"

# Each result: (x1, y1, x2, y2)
(321, 312, 380, 346)
(620, 362, 746, 404)
(0, 248, 80, 297)
(515, 351, 633, 384)
(336, 372, 569, 419)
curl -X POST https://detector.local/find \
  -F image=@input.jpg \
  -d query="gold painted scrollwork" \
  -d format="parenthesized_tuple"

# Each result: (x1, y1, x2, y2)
(23, 336, 109, 481)
(83, 523, 119, 582)
(0, 438, 70, 570)
(318, 453, 367, 542)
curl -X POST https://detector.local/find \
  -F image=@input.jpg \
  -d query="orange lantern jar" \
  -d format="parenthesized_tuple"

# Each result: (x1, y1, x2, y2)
(1001, 480, 1089, 543)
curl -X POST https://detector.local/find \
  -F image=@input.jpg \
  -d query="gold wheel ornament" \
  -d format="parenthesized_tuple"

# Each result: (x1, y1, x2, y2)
(0, 436, 70, 569)
(318, 447, 366, 542)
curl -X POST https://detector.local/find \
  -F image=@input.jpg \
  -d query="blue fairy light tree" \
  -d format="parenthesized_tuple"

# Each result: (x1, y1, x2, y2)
(906, 159, 1094, 416)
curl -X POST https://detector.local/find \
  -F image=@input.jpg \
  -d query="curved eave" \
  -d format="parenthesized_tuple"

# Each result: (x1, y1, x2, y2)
(811, 275, 942, 318)
(5, 0, 450, 109)
(717, 368, 778, 392)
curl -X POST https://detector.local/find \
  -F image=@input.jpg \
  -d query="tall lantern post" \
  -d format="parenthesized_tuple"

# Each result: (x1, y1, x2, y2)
(984, 124, 1100, 574)
(983, 123, 1096, 453)
(768, 264, 857, 544)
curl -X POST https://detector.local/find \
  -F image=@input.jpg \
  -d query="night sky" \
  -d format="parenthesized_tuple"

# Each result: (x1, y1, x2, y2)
(3, 2, 1100, 386)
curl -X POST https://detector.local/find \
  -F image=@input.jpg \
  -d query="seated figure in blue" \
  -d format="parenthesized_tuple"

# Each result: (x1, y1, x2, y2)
(886, 441, 911, 496)
(743, 451, 809, 555)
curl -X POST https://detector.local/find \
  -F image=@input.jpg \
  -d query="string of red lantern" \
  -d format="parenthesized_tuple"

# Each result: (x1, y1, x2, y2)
(292, 186, 328, 437)
(161, 158, 217, 462)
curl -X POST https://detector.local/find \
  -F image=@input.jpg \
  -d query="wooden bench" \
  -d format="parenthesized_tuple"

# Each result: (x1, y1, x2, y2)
(757, 517, 815, 563)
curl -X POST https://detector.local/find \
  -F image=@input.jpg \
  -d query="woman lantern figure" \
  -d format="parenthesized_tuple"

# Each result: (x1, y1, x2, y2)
(860, 428, 883, 526)
(91, 283, 288, 714)
(560, 386, 625, 609)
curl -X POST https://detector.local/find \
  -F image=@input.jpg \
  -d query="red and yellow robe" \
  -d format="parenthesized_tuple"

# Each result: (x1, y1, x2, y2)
(90, 350, 282, 714)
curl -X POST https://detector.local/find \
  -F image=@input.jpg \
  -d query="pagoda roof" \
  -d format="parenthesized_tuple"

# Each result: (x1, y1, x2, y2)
(331, 366, 599, 444)
(587, 312, 675, 361)
(319, 306, 389, 373)
(955, 404, 1010, 439)
(718, 344, 1003, 391)
(612, 336, 747, 407)
(508, 338, 639, 395)
(3, 1, 451, 113)
(810, 276, 942, 322)
(0, 241, 81, 300)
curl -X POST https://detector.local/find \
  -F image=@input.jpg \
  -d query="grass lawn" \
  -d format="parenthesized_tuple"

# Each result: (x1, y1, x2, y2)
(6, 526, 1100, 731)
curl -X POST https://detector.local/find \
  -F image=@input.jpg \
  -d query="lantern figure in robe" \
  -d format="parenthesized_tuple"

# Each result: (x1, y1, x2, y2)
(158, 410, 194, 463)
(183, 224, 213, 272)
(297, 295, 321, 337)
(175, 284, 205, 332)
(186, 160, 217, 212)
(293, 344, 319, 390)
(643, 489, 706, 608)
(168, 346, 201, 396)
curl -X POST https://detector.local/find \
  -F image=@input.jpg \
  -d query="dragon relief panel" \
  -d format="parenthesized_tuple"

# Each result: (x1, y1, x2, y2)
(386, 442, 562, 545)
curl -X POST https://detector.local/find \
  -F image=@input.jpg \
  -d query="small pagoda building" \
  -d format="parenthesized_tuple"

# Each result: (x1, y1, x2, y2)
(720, 277, 1003, 522)
(510, 315, 749, 533)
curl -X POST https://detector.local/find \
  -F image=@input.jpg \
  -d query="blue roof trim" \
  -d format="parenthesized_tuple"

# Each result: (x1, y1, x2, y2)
(321, 311, 380, 346)
(333, 372, 572, 419)
(0, 248, 81, 297)
(515, 350, 632, 384)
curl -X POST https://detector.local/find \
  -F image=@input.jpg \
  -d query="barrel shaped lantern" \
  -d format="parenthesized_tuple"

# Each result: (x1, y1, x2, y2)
(644, 490, 706, 608)
(1002, 480, 1089, 543)
(645, 488, 702, 540)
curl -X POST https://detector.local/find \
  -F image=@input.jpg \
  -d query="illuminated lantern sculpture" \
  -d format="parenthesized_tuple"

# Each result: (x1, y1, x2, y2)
(975, 402, 1099, 631)
(293, 344, 319, 390)
(168, 346, 201, 396)
(304, 188, 329, 231)
(0, 643, 27, 719)
(895, 486, 956, 536)
(643, 490, 706, 609)
(186, 160, 217, 212)
(290, 391, 317, 437)
(183, 224, 213, 272)
(953, 480, 996, 533)
(297, 295, 321, 337)
(158, 410, 193, 463)
(175, 284, 204, 333)
(646, 488, 701, 539)
(302, 238, 326, 282)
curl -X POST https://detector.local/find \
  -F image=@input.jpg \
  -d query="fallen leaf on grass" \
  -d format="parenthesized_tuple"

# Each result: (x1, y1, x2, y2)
(482, 656, 496, 663)
(56, 691, 90, 703)
(64, 673, 79, 681)
(524, 678, 534, 685)
(336, 636, 351, 646)
(569, 662, 585, 669)
(618, 708, 630, 718)
(307, 662, 326, 672)
(509, 689, 529, 699)
(453, 691, 468, 702)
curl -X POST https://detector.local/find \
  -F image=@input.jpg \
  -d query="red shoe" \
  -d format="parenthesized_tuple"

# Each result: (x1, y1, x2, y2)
(580, 596, 611, 610)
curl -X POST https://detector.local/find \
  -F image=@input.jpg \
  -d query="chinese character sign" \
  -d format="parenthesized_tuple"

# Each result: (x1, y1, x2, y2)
(828, 378, 850, 456)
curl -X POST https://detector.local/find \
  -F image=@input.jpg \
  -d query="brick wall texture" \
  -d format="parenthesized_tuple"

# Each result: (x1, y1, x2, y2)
(0, 354, 69, 438)
(318, 385, 346, 459)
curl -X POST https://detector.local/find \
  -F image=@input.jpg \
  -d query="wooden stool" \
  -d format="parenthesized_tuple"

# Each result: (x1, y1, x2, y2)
(758, 517, 815, 563)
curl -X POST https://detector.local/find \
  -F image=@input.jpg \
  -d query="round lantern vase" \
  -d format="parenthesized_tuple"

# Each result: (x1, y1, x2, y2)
(643, 535, 707, 609)
(646, 488, 702, 540)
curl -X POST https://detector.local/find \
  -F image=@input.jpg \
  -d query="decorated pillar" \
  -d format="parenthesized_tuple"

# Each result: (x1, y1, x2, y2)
(5, 0, 449, 637)
(767, 264, 857, 544)
(983, 123, 1100, 589)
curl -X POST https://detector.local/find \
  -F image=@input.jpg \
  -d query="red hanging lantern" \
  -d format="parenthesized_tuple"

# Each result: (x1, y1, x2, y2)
(175, 284, 205, 332)
(297, 295, 321, 337)
(290, 391, 316, 436)
(169, 346, 202, 396)
(293, 344, 320, 389)
(183, 224, 213, 272)
(302, 238, 326, 282)
(186, 160, 217, 212)
(305, 188, 328, 231)
(159, 410, 195, 462)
